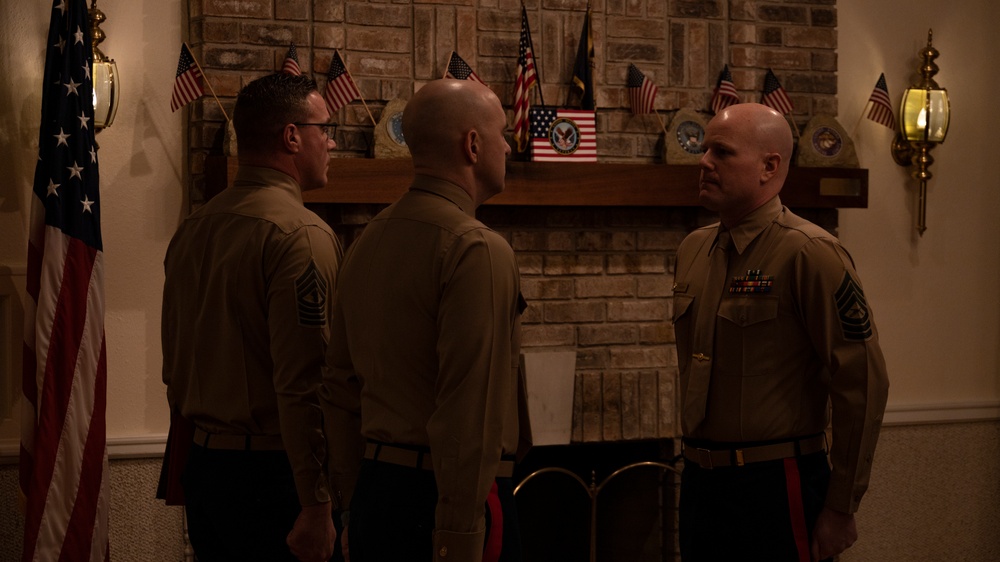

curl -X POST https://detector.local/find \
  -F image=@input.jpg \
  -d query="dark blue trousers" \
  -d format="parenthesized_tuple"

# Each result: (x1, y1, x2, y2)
(182, 445, 300, 562)
(348, 459, 521, 562)
(680, 451, 832, 562)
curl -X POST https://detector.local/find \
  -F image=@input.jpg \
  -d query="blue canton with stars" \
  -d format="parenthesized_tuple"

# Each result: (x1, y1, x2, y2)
(529, 107, 557, 139)
(33, 0, 102, 251)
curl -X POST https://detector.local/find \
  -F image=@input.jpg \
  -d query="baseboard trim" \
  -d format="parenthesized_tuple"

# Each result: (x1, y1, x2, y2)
(2, 402, 999, 463)
(883, 401, 1000, 426)
(1, 434, 168, 463)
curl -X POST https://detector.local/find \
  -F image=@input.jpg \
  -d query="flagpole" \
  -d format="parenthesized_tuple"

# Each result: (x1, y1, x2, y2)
(338, 57, 377, 127)
(522, 2, 545, 106)
(183, 42, 230, 122)
(652, 109, 668, 136)
(850, 102, 869, 140)
(442, 52, 453, 80)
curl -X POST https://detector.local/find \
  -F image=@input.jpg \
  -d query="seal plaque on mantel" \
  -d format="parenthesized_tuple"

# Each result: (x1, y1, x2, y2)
(374, 98, 411, 159)
(664, 108, 708, 165)
(796, 114, 859, 168)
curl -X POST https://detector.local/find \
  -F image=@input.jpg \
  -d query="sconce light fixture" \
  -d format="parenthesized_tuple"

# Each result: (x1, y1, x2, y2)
(891, 29, 950, 236)
(89, 0, 119, 131)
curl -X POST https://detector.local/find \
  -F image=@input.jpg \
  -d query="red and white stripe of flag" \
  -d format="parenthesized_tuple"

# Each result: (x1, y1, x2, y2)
(325, 74, 360, 114)
(170, 66, 203, 112)
(22, 211, 110, 562)
(866, 76, 895, 129)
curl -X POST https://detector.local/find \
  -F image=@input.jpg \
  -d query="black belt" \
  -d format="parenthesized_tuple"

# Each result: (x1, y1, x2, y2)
(192, 428, 284, 451)
(683, 434, 827, 469)
(364, 442, 515, 478)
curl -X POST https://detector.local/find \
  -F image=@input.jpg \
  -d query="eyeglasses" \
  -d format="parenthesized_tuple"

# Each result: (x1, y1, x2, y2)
(293, 122, 337, 139)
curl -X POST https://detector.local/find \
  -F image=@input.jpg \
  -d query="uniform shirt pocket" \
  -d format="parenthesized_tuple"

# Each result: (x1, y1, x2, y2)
(671, 294, 695, 374)
(716, 296, 780, 377)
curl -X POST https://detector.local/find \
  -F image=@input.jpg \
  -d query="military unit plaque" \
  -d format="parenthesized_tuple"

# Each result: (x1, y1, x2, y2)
(795, 114, 859, 168)
(664, 109, 707, 165)
(374, 98, 411, 159)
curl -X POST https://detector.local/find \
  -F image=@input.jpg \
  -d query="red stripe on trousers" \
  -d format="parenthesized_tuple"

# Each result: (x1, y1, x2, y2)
(483, 481, 503, 562)
(783, 457, 810, 562)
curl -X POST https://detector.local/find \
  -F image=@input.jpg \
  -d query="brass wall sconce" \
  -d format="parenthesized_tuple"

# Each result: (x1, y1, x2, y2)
(891, 29, 950, 236)
(89, 0, 119, 131)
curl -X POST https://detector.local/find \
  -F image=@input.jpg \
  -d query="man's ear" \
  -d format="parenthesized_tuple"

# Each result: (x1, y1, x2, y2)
(464, 129, 479, 164)
(760, 152, 781, 183)
(283, 124, 300, 154)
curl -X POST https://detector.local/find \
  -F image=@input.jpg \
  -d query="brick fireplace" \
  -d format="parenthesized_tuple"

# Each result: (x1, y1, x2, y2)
(188, 1, 850, 559)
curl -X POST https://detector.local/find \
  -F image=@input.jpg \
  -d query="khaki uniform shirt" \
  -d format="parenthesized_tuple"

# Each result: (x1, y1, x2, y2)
(162, 166, 342, 507)
(321, 175, 523, 561)
(672, 196, 889, 513)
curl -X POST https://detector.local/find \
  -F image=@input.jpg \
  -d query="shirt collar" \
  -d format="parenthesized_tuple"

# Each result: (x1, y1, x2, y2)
(410, 174, 476, 217)
(726, 196, 784, 255)
(232, 166, 304, 203)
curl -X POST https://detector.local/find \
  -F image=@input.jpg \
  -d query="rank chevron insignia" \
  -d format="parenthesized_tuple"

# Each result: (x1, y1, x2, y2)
(834, 272, 872, 341)
(295, 260, 329, 327)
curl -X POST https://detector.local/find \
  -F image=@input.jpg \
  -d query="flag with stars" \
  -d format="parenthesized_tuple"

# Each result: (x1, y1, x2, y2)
(626, 64, 657, 115)
(530, 107, 596, 162)
(710, 64, 740, 114)
(22, 1, 110, 561)
(761, 68, 793, 115)
(512, 5, 538, 153)
(444, 51, 485, 85)
(170, 43, 204, 112)
(866, 73, 895, 129)
(324, 50, 361, 114)
(282, 43, 302, 76)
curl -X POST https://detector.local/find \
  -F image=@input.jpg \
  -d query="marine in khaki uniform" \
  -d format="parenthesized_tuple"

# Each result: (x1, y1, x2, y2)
(161, 73, 342, 562)
(321, 80, 525, 562)
(672, 103, 889, 562)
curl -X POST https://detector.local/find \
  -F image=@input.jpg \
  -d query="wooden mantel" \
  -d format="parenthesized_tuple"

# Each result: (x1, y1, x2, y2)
(205, 156, 868, 208)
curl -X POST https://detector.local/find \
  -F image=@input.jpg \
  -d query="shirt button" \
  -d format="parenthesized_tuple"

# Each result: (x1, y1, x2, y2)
(439, 546, 448, 558)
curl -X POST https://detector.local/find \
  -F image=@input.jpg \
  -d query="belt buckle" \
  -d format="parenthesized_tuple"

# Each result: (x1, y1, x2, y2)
(735, 448, 745, 467)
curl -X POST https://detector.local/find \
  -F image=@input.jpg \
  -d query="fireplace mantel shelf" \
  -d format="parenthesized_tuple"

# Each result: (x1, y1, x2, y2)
(205, 156, 868, 208)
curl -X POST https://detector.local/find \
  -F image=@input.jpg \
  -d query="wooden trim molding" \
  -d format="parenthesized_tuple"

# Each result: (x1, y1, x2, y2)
(205, 156, 869, 209)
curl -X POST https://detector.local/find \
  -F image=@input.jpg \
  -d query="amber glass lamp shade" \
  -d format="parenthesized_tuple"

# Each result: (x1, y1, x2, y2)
(92, 58, 119, 130)
(899, 87, 950, 144)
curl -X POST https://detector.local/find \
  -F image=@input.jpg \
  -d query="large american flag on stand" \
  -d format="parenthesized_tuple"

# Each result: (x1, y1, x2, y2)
(530, 107, 597, 162)
(21, 0, 110, 561)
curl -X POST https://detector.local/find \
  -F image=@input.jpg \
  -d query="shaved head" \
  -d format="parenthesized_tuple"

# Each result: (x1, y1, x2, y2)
(697, 103, 795, 225)
(402, 80, 511, 205)
(716, 103, 794, 171)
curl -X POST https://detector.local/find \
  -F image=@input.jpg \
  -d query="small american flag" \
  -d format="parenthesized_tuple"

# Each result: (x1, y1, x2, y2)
(171, 44, 204, 112)
(761, 69, 793, 115)
(530, 107, 597, 162)
(22, 0, 110, 560)
(626, 64, 657, 115)
(866, 73, 895, 129)
(512, 6, 538, 152)
(710, 65, 740, 114)
(324, 50, 361, 114)
(282, 43, 301, 76)
(445, 51, 485, 85)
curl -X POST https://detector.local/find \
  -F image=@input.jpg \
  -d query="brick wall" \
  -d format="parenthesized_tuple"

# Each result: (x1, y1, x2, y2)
(187, 0, 840, 442)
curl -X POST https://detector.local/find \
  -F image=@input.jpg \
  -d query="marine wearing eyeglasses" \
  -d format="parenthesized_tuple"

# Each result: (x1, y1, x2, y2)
(161, 72, 343, 562)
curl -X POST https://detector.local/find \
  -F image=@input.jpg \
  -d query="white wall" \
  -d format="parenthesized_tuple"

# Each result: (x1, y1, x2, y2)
(837, 0, 1000, 414)
(0, 0, 182, 446)
(0, 0, 997, 453)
